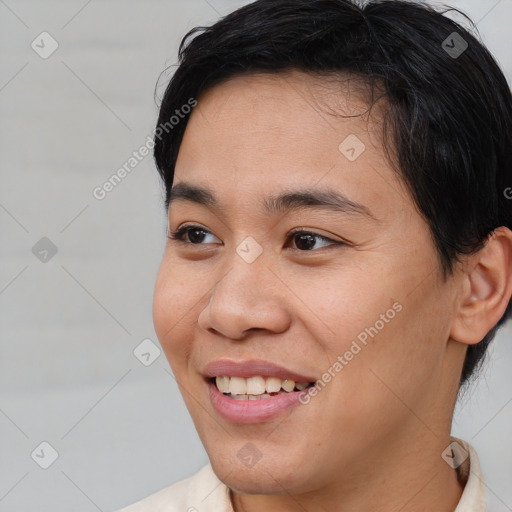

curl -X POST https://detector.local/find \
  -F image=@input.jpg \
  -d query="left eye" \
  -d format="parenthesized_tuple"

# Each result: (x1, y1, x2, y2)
(286, 228, 341, 251)
(168, 225, 342, 251)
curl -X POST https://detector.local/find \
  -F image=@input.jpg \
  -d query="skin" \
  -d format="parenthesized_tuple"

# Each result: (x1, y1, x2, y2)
(152, 70, 512, 511)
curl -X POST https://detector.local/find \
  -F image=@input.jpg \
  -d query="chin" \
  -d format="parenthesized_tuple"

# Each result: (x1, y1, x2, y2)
(208, 449, 312, 495)
(211, 461, 294, 494)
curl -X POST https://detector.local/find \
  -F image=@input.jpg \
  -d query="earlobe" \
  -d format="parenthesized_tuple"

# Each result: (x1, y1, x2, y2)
(450, 227, 512, 346)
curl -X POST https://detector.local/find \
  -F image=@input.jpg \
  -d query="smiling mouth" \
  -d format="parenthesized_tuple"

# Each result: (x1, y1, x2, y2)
(212, 375, 315, 400)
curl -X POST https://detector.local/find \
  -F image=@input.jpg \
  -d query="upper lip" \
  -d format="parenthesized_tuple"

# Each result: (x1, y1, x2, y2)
(203, 359, 316, 383)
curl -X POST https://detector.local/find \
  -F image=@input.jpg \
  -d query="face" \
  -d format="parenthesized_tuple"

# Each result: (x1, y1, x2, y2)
(153, 71, 461, 495)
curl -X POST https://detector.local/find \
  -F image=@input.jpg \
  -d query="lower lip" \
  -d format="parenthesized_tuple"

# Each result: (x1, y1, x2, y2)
(208, 380, 309, 424)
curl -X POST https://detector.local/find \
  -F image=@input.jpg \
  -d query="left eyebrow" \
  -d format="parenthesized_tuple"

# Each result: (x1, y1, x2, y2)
(168, 182, 377, 221)
(264, 188, 377, 220)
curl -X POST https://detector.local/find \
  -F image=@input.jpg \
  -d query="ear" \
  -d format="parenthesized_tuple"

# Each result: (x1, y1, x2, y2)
(450, 226, 512, 346)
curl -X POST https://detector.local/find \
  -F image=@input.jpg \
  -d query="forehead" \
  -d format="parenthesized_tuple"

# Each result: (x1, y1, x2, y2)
(190, 70, 384, 135)
(173, 70, 408, 221)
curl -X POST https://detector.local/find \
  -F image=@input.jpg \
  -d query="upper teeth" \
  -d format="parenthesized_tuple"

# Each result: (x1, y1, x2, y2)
(215, 376, 310, 395)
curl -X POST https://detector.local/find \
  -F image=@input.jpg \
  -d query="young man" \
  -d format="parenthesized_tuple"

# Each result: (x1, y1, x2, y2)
(118, 1, 512, 510)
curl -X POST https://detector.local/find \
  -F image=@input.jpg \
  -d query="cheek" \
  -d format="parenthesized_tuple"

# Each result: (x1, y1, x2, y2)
(323, 274, 452, 429)
(297, 263, 401, 353)
(306, 251, 446, 384)
(152, 262, 198, 370)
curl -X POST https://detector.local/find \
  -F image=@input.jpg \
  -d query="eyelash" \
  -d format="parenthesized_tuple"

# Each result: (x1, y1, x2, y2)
(168, 224, 344, 251)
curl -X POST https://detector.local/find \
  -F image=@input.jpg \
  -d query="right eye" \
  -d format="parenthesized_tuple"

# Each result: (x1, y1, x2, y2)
(168, 224, 221, 245)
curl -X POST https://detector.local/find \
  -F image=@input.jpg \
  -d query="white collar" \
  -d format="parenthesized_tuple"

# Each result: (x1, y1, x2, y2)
(452, 437, 487, 512)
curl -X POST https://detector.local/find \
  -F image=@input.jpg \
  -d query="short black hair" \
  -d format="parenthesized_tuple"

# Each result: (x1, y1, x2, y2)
(153, 0, 512, 387)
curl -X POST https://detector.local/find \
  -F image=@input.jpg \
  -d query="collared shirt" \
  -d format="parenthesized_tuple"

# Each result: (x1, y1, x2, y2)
(116, 437, 487, 512)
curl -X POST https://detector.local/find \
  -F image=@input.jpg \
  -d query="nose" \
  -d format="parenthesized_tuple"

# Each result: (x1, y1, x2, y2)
(197, 251, 291, 341)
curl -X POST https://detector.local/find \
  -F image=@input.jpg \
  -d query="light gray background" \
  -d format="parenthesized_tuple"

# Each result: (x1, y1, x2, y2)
(0, 1, 511, 511)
